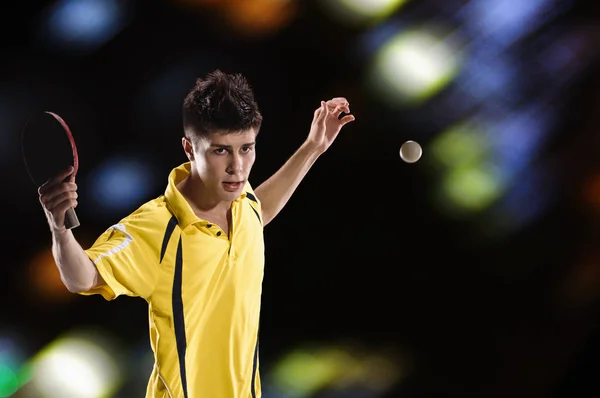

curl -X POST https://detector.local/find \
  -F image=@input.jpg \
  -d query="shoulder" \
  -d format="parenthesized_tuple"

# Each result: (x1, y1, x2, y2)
(243, 182, 260, 204)
(110, 196, 175, 238)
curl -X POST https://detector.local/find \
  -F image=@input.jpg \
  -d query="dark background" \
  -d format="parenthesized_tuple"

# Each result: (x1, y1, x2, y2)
(2, 0, 600, 397)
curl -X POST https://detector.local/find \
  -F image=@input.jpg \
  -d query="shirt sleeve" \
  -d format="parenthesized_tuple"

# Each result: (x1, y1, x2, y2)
(79, 217, 160, 301)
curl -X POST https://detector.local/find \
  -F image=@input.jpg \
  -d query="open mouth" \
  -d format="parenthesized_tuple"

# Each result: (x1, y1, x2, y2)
(223, 181, 243, 192)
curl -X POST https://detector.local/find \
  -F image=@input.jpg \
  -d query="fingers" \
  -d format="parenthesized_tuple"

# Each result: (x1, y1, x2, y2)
(55, 165, 75, 183)
(44, 191, 78, 214)
(318, 101, 328, 125)
(313, 106, 321, 119)
(325, 97, 351, 118)
(38, 166, 75, 195)
(327, 98, 349, 113)
(315, 98, 355, 126)
(326, 97, 348, 108)
(332, 105, 348, 119)
(325, 103, 354, 124)
(313, 101, 326, 120)
(339, 114, 356, 126)
(39, 181, 78, 209)
(40, 187, 78, 231)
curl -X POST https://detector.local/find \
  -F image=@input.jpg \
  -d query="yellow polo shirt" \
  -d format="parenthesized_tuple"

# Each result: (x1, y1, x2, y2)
(80, 162, 265, 398)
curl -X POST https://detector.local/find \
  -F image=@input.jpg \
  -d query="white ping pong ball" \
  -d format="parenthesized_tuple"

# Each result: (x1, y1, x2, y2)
(400, 140, 422, 163)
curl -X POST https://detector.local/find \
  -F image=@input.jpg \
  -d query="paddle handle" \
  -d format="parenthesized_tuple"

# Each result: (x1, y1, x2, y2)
(65, 207, 80, 229)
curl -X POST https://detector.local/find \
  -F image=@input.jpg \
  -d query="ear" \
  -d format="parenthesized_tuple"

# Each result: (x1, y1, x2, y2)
(182, 137, 194, 161)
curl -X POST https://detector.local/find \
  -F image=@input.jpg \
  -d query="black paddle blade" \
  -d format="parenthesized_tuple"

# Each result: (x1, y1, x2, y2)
(22, 111, 76, 187)
(21, 111, 80, 229)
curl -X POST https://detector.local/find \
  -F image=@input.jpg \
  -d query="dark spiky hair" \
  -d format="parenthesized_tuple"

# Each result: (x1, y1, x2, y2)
(182, 69, 262, 141)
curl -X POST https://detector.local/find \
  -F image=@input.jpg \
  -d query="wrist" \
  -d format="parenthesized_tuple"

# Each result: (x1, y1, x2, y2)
(52, 226, 71, 240)
(301, 140, 326, 156)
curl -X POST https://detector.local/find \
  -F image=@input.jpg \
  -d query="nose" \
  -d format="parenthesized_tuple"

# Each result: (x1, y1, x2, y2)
(226, 153, 243, 175)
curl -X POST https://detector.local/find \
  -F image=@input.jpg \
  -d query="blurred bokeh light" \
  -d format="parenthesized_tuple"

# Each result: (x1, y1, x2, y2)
(3, 0, 600, 396)
(22, 329, 123, 398)
(319, 0, 410, 26)
(368, 23, 465, 106)
(35, 0, 133, 54)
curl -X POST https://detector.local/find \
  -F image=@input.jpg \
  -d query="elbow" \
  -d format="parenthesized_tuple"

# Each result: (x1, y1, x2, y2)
(57, 262, 100, 294)
(65, 284, 81, 294)
(64, 281, 84, 294)
(62, 277, 94, 294)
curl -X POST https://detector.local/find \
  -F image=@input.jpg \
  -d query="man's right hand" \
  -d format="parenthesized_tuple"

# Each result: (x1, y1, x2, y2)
(38, 166, 78, 232)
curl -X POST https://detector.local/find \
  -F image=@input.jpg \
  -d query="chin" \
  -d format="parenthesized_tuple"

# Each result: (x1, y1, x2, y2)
(221, 190, 242, 201)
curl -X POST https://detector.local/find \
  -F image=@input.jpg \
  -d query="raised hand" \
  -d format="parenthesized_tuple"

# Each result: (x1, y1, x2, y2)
(38, 166, 78, 232)
(306, 97, 355, 154)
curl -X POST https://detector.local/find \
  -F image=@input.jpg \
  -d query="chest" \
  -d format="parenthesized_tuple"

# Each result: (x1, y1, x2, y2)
(150, 223, 265, 317)
(195, 211, 230, 237)
(151, 197, 265, 310)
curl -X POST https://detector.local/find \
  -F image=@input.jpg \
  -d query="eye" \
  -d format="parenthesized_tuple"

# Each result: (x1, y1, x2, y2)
(241, 146, 253, 153)
(213, 148, 227, 155)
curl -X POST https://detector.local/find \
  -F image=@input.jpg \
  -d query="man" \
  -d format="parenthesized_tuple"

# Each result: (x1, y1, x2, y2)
(38, 69, 355, 397)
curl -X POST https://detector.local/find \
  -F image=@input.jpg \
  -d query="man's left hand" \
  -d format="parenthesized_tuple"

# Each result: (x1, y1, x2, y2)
(306, 97, 355, 154)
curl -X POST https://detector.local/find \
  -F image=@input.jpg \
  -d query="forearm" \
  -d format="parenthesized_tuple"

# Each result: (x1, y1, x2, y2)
(255, 142, 322, 226)
(52, 230, 101, 293)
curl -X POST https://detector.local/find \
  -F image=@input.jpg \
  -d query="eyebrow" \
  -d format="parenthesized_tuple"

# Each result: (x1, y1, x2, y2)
(209, 142, 256, 149)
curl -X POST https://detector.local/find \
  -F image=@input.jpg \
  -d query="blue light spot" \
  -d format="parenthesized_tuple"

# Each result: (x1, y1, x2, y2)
(458, 0, 573, 49)
(39, 0, 130, 53)
(87, 156, 156, 214)
(487, 102, 555, 176)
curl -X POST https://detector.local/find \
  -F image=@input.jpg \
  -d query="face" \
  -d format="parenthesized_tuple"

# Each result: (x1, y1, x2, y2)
(183, 129, 257, 202)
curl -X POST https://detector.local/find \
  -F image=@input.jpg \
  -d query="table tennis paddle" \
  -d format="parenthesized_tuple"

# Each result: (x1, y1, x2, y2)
(21, 111, 80, 229)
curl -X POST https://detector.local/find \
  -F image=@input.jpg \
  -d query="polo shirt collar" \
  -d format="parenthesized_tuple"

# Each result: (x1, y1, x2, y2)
(164, 162, 248, 229)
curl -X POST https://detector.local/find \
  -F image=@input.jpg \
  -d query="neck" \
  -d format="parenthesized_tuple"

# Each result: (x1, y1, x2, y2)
(177, 172, 231, 215)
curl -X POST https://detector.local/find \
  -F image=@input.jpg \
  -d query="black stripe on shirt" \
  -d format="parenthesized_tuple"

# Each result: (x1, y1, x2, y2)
(160, 216, 178, 263)
(172, 236, 189, 398)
